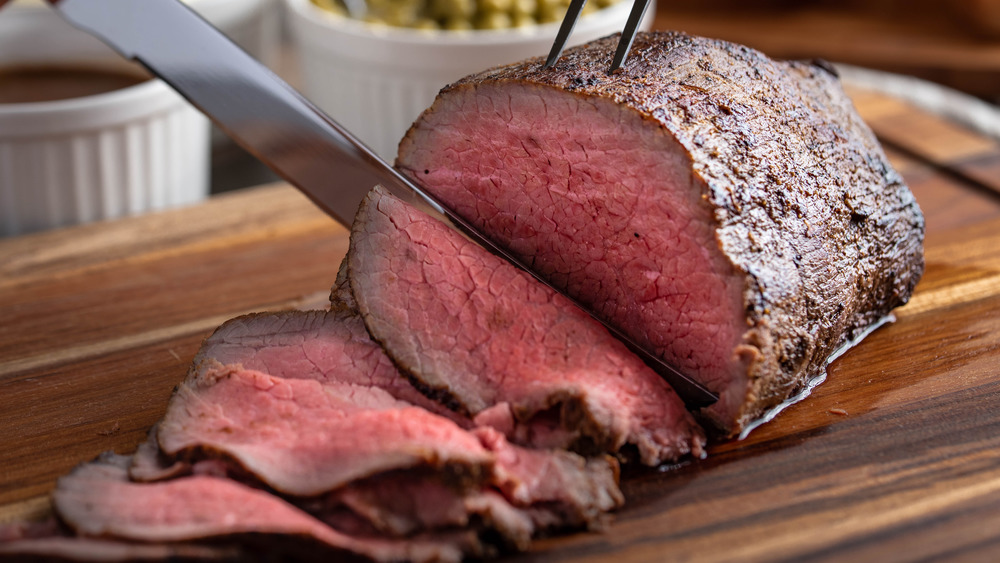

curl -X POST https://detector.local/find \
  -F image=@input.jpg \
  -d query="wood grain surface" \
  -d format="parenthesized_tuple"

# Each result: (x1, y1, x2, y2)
(2, 90, 1000, 561)
(652, 5, 1000, 101)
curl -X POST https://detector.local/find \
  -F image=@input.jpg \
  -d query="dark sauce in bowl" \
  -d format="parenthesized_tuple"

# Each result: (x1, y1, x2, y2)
(0, 64, 151, 104)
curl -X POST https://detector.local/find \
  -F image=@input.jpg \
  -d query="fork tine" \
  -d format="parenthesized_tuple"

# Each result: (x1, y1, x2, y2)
(610, 0, 651, 72)
(543, 0, 588, 69)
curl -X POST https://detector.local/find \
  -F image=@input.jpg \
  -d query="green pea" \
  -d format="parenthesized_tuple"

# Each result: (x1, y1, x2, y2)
(478, 0, 512, 13)
(476, 10, 513, 29)
(443, 16, 474, 29)
(428, 0, 475, 20)
(510, 0, 536, 16)
(412, 17, 441, 29)
(536, 3, 563, 23)
(511, 13, 537, 27)
(380, 1, 423, 26)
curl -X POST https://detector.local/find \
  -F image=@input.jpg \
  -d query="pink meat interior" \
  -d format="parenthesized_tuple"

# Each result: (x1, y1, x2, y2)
(399, 83, 749, 411)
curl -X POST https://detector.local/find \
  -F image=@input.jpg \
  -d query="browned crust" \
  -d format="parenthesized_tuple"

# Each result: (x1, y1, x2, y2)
(402, 31, 925, 434)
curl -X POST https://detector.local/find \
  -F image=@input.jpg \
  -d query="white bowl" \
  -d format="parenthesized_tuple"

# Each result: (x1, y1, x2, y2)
(285, 0, 655, 160)
(0, 2, 211, 237)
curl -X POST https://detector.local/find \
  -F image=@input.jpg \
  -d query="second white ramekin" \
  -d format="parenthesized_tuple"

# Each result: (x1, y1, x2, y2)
(0, 2, 211, 237)
(285, 0, 655, 160)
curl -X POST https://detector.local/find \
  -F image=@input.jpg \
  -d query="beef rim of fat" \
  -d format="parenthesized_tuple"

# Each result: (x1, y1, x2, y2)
(345, 185, 705, 466)
(393, 30, 926, 435)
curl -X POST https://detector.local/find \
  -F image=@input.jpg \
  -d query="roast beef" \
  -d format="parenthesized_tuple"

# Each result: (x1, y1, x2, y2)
(157, 365, 494, 497)
(12, 357, 622, 561)
(188, 307, 461, 421)
(20, 453, 474, 562)
(346, 186, 705, 465)
(395, 31, 925, 433)
(0, 537, 237, 562)
(153, 363, 623, 541)
(180, 301, 627, 518)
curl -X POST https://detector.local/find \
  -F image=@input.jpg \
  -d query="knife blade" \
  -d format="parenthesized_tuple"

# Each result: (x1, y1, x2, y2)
(41, 0, 718, 408)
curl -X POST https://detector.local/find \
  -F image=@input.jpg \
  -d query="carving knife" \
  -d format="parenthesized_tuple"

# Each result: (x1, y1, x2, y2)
(36, 0, 718, 408)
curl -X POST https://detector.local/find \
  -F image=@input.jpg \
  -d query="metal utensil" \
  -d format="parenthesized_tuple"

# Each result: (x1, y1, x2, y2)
(544, 0, 652, 71)
(543, 0, 588, 69)
(610, 0, 652, 71)
(32, 0, 717, 408)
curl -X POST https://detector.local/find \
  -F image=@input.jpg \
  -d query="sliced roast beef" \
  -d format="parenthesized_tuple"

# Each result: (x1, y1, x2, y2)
(0, 537, 238, 562)
(304, 471, 534, 546)
(304, 429, 622, 542)
(346, 186, 705, 465)
(157, 365, 493, 497)
(155, 363, 623, 540)
(395, 31, 925, 434)
(42, 453, 475, 563)
(130, 424, 187, 482)
(189, 307, 459, 420)
(473, 426, 623, 529)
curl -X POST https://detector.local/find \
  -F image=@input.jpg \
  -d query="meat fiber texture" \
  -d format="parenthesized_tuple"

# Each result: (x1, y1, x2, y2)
(346, 186, 704, 465)
(395, 31, 925, 434)
(2, 302, 625, 561)
(188, 307, 464, 423)
(0, 452, 476, 562)
(153, 364, 621, 549)
(173, 312, 625, 524)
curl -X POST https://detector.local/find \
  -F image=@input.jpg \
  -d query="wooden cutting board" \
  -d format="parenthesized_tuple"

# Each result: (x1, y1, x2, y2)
(2, 88, 1000, 561)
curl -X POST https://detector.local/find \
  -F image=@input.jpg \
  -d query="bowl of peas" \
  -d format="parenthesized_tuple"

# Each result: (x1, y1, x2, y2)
(283, 0, 653, 160)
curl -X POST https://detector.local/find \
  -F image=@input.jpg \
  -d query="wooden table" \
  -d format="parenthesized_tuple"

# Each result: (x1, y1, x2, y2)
(651, 5, 1000, 102)
(3, 89, 1000, 561)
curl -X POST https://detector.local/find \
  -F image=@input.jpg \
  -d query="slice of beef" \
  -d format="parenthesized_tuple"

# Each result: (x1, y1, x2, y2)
(0, 516, 235, 562)
(157, 365, 493, 497)
(473, 426, 623, 529)
(298, 431, 621, 543)
(331, 255, 358, 311)
(45, 453, 474, 563)
(346, 186, 705, 465)
(130, 424, 191, 482)
(395, 31, 925, 434)
(155, 364, 623, 542)
(0, 537, 238, 562)
(189, 307, 459, 421)
(304, 471, 534, 548)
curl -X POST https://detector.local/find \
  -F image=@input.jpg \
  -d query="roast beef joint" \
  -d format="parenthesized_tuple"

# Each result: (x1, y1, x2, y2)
(0, 31, 924, 562)
(396, 30, 924, 435)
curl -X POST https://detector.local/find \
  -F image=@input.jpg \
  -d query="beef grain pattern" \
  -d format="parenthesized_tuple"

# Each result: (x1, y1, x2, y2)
(347, 186, 704, 466)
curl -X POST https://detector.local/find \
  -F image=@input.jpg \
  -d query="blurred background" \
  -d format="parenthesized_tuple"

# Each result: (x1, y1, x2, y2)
(656, 0, 1000, 104)
(213, 0, 1000, 192)
(4, 0, 999, 213)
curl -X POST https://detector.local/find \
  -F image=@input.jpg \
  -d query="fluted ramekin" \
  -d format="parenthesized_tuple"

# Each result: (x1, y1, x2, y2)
(284, 0, 654, 160)
(0, 2, 211, 237)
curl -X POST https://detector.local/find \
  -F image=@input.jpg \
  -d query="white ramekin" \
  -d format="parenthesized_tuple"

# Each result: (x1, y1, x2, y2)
(284, 0, 655, 160)
(0, 2, 211, 237)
